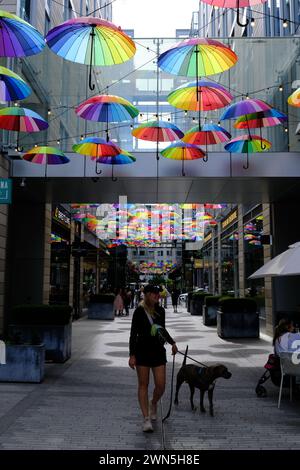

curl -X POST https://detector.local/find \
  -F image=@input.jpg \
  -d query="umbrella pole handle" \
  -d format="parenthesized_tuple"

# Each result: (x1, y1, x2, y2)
(95, 160, 102, 175)
(260, 127, 267, 150)
(203, 135, 208, 162)
(89, 28, 96, 91)
(243, 151, 249, 170)
(112, 164, 117, 182)
(182, 155, 185, 177)
(236, 1, 249, 27)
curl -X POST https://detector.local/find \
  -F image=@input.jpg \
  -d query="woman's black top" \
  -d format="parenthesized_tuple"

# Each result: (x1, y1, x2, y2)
(129, 304, 175, 367)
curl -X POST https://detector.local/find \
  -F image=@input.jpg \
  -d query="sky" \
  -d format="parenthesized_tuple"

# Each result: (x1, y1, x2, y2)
(112, 0, 199, 37)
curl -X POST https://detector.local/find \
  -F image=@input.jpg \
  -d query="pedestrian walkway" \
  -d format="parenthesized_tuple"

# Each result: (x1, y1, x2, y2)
(0, 306, 299, 450)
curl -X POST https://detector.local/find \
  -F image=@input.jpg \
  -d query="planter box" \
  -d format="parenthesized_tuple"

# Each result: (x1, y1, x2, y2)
(87, 302, 114, 320)
(9, 323, 72, 363)
(217, 311, 259, 338)
(190, 298, 204, 315)
(203, 305, 218, 326)
(0, 344, 45, 383)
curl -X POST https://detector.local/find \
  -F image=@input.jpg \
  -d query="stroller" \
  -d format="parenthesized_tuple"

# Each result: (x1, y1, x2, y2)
(255, 353, 290, 397)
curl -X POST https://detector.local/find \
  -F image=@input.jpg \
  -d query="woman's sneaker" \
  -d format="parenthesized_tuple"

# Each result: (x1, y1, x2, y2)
(149, 401, 157, 421)
(142, 417, 153, 433)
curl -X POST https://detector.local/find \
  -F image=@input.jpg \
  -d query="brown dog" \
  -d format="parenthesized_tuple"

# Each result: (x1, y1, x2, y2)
(174, 346, 232, 416)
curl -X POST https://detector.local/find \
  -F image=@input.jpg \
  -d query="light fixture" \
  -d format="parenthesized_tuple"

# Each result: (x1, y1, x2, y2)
(57, 139, 60, 145)
(34, 144, 38, 148)
(184, 110, 188, 116)
(284, 127, 288, 133)
(47, 108, 51, 115)
(192, 117, 196, 121)
(130, 124, 133, 129)
(250, 18, 255, 27)
(20, 177, 26, 187)
(246, 94, 250, 100)
(80, 135, 84, 141)
(279, 84, 283, 91)
(283, 19, 288, 28)
(14, 102, 19, 107)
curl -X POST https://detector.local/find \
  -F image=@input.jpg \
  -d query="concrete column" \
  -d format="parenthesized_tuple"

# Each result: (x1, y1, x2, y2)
(42, 204, 52, 304)
(262, 204, 273, 336)
(217, 222, 222, 295)
(238, 205, 245, 297)
(211, 234, 215, 295)
(69, 220, 75, 307)
(0, 156, 9, 334)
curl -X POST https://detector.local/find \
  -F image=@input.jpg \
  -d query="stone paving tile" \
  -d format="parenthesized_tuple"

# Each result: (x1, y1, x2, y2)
(0, 306, 299, 450)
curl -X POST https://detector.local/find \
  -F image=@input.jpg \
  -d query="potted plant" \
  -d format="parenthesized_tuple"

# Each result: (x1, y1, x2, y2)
(217, 298, 259, 338)
(9, 304, 73, 363)
(190, 292, 210, 315)
(88, 293, 115, 320)
(202, 295, 222, 326)
(0, 333, 45, 383)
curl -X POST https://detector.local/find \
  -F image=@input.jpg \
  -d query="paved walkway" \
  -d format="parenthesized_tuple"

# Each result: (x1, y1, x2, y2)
(0, 305, 300, 450)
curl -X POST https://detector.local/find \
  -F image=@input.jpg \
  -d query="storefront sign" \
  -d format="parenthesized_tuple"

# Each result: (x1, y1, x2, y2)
(222, 209, 238, 230)
(0, 178, 12, 204)
(194, 259, 203, 268)
(53, 205, 71, 228)
(204, 232, 212, 244)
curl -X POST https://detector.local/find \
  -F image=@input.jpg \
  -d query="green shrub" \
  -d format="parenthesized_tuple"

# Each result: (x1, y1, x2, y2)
(204, 295, 222, 307)
(11, 304, 73, 325)
(219, 298, 257, 314)
(191, 292, 209, 300)
(89, 294, 115, 303)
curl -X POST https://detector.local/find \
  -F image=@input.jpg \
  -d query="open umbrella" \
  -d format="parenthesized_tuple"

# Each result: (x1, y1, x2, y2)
(0, 107, 48, 150)
(199, 0, 267, 27)
(75, 94, 139, 122)
(234, 109, 287, 147)
(0, 66, 31, 101)
(161, 142, 206, 176)
(46, 17, 136, 90)
(96, 150, 136, 181)
(132, 120, 184, 192)
(72, 137, 121, 174)
(158, 38, 237, 77)
(249, 242, 300, 278)
(167, 80, 233, 111)
(22, 146, 69, 176)
(224, 134, 271, 169)
(182, 123, 231, 161)
(220, 99, 272, 120)
(287, 88, 300, 108)
(0, 9, 45, 57)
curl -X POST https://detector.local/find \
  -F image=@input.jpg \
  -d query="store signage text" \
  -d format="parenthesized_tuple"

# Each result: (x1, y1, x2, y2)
(222, 210, 238, 230)
(53, 206, 71, 228)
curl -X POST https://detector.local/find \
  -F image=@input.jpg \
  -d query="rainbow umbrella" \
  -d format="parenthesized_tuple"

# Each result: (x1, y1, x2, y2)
(167, 80, 233, 112)
(0, 66, 31, 101)
(0, 107, 48, 150)
(220, 99, 272, 121)
(199, 0, 267, 27)
(75, 94, 139, 122)
(96, 150, 136, 181)
(158, 38, 237, 77)
(234, 109, 287, 129)
(234, 109, 287, 147)
(0, 9, 45, 57)
(72, 137, 121, 175)
(287, 88, 300, 108)
(132, 120, 184, 192)
(224, 134, 271, 169)
(182, 123, 231, 161)
(161, 142, 206, 176)
(22, 146, 69, 176)
(46, 17, 136, 90)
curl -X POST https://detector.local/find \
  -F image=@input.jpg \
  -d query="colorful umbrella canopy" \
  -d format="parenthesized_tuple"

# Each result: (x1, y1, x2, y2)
(220, 99, 272, 120)
(0, 107, 48, 132)
(46, 17, 136, 90)
(234, 109, 287, 129)
(72, 137, 122, 175)
(225, 134, 271, 169)
(287, 88, 300, 108)
(132, 120, 184, 141)
(75, 95, 139, 122)
(199, 0, 267, 27)
(22, 146, 69, 176)
(167, 80, 233, 111)
(0, 9, 45, 57)
(161, 142, 206, 176)
(183, 123, 231, 145)
(158, 38, 237, 77)
(0, 66, 31, 101)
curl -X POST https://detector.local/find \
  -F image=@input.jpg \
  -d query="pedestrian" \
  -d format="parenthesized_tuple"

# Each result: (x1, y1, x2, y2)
(128, 284, 178, 433)
(171, 288, 180, 313)
(113, 288, 124, 316)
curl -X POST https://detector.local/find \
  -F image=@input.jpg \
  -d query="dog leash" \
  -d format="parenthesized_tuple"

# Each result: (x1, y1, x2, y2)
(162, 353, 175, 423)
(177, 349, 208, 368)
